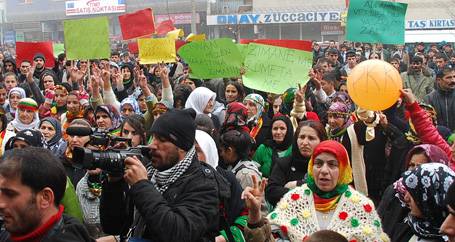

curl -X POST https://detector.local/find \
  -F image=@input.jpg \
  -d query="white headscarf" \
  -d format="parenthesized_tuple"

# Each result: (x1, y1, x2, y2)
(195, 130, 218, 168)
(185, 87, 216, 114)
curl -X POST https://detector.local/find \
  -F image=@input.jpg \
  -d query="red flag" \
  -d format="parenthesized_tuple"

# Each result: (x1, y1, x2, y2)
(119, 8, 155, 40)
(156, 20, 176, 36)
(16, 42, 55, 68)
(239, 39, 312, 52)
(175, 40, 187, 52)
(128, 41, 139, 54)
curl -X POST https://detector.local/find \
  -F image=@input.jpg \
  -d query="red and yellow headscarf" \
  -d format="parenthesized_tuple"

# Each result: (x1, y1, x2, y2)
(307, 140, 353, 212)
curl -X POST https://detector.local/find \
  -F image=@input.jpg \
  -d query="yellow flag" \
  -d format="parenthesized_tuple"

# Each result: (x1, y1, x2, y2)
(166, 29, 184, 40)
(185, 33, 206, 42)
(138, 38, 176, 64)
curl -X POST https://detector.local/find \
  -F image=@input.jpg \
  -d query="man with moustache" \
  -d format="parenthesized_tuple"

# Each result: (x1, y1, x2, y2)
(401, 56, 435, 102)
(99, 108, 221, 242)
(0, 147, 93, 241)
(424, 66, 455, 131)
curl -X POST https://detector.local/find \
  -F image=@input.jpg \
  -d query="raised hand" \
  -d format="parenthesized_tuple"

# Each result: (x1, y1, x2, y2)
(26, 65, 35, 83)
(295, 84, 307, 103)
(241, 175, 267, 224)
(400, 89, 417, 105)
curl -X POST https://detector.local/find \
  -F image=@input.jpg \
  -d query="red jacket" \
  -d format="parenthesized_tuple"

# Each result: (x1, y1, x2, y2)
(407, 101, 455, 170)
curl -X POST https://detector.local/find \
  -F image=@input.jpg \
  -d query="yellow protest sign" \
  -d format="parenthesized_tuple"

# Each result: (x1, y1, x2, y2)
(138, 38, 176, 64)
(166, 29, 184, 40)
(186, 33, 206, 42)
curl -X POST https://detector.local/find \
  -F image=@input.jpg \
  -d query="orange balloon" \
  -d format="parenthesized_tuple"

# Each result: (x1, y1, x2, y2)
(347, 60, 403, 111)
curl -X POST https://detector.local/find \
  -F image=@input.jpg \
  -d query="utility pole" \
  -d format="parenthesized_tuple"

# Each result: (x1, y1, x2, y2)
(191, 0, 197, 34)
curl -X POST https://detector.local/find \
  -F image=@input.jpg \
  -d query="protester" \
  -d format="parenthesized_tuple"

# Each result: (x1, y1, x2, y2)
(253, 115, 293, 178)
(0, 147, 93, 241)
(99, 108, 222, 241)
(243, 140, 388, 241)
(397, 163, 455, 241)
(265, 120, 327, 207)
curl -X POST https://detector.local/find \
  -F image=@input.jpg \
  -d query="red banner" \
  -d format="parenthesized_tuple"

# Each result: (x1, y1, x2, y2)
(239, 39, 312, 52)
(119, 8, 155, 40)
(156, 19, 176, 36)
(16, 42, 55, 68)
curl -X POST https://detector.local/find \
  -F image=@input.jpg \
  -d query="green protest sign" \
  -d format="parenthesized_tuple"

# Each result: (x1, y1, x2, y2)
(178, 38, 243, 79)
(53, 43, 65, 58)
(243, 43, 312, 94)
(236, 44, 247, 63)
(346, 0, 408, 44)
(64, 17, 110, 60)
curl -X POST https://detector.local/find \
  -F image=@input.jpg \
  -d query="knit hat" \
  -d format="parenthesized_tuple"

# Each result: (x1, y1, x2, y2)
(5, 129, 46, 150)
(150, 108, 196, 151)
(33, 53, 46, 62)
(17, 98, 38, 112)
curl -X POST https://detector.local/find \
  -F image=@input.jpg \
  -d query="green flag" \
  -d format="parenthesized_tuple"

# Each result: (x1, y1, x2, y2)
(178, 38, 242, 79)
(53, 43, 65, 58)
(64, 17, 110, 60)
(346, 0, 408, 44)
(243, 43, 312, 94)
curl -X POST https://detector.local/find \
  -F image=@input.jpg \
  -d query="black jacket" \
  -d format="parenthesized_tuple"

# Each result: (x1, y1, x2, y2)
(377, 185, 413, 242)
(423, 85, 455, 132)
(0, 215, 94, 242)
(265, 155, 308, 207)
(100, 157, 221, 242)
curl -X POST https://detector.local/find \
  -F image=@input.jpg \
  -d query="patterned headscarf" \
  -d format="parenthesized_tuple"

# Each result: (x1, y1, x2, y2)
(243, 93, 265, 125)
(327, 101, 353, 139)
(222, 102, 250, 133)
(120, 96, 141, 116)
(95, 105, 121, 132)
(405, 144, 450, 169)
(307, 140, 353, 212)
(400, 163, 455, 240)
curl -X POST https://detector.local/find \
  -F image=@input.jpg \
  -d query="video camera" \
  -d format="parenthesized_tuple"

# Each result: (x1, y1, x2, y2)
(67, 126, 150, 175)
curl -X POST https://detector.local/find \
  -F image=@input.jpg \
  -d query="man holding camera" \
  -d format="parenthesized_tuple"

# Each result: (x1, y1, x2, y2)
(99, 108, 221, 241)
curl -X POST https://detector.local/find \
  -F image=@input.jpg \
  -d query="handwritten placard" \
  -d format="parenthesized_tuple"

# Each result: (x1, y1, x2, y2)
(138, 38, 176, 64)
(178, 38, 243, 79)
(64, 17, 110, 60)
(243, 43, 313, 94)
(346, 0, 407, 44)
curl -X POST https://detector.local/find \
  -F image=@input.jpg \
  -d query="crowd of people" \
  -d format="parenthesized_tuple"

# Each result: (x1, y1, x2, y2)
(0, 39, 453, 242)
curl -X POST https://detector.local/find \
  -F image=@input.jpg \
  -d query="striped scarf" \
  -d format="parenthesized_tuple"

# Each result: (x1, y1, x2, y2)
(147, 147, 195, 194)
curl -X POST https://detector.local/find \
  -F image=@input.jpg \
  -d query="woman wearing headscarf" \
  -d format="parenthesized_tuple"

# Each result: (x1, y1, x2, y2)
(244, 93, 271, 149)
(398, 163, 455, 241)
(61, 90, 88, 138)
(185, 86, 223, 129)
(265, 120, 327, 207)
(114, 63, 136, 102)
(221, 102, 250, 134)
(243, 140, 389, 241)
(5, 87, 26, 122)
(2, 98, 40, 154)
(378, 144, 451, 242)
(39, 117, 67, 158)
(253, 115, 293, 178)
(195, 129, 219, 169)
(95, 104, 121, 136)
(195, 129, 249, 242)
(120, 96, 141, 117)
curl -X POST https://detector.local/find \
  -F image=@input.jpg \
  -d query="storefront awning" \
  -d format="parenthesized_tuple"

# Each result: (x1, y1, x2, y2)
(405, 29, 455, 43)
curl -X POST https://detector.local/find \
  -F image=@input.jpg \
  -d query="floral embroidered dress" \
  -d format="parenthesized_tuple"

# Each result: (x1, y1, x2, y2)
(268, 184, 389, 242)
